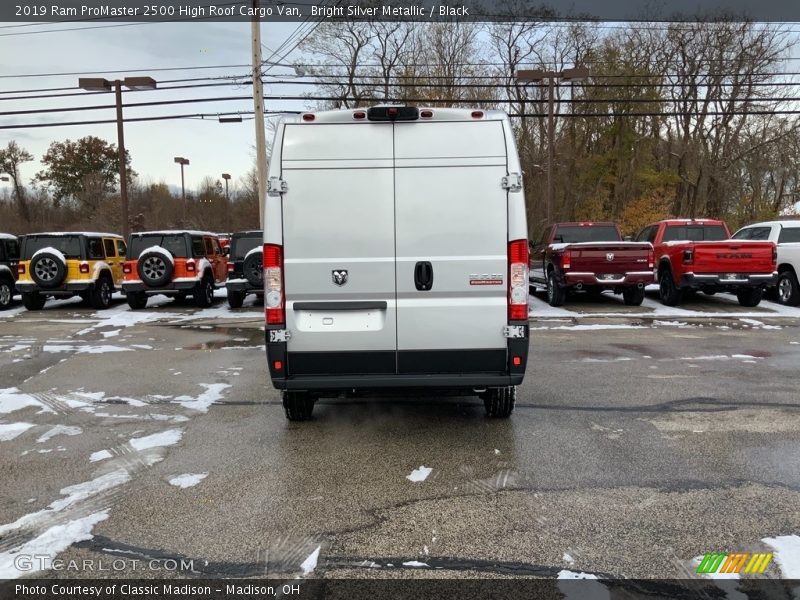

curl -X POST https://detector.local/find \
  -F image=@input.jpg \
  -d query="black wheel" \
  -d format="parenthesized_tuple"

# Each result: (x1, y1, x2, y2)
(776, 270, 800, 306)
(483, 386, 516, 418)
(622, 286, 645, 306)
(736, 287, 763, 307)
(546, 271, 566, 307)
(658, 269, 682, 306)
(243, 251, 263, 287)
(126, 292, 147, 310)
(22, 292, 46, 311)
(283, 391, 315, 421)
(0, 279, 13, 310)
(227, 289, 245, 309)
(30, 251, 66, 289)
(137, 249, 173, 287)
(194, 277, 214, 308)
(89, 277, 113, 310)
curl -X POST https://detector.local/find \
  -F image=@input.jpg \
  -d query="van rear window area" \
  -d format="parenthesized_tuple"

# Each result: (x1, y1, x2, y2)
(129, 235, 189, 259)
(23, 236, 81, 259)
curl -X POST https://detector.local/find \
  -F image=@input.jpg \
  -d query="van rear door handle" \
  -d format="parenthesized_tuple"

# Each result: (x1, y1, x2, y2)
(414, 261, 433, 291)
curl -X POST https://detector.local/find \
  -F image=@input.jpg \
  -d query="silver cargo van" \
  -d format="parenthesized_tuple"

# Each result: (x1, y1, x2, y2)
(264, 106, 529, 420)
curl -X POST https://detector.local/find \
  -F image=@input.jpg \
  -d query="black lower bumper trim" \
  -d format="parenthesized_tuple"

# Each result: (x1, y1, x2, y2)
(271, 373, 524, 391)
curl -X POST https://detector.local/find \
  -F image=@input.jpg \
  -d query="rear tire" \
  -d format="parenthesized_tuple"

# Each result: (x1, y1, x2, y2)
(703, 289, 717, 296)
(622, 286, 645, 306)
(776, 270, 800, 306)
(22, 292, 46, 311)
(546, 271, 566, 307)
(283, 391, 315, 421)
(658, 270, 682, 306)
(0, 280, 13, 310)
(89, 278, 112, 310)
(227, 289, 245, 309)
(484, 386, 516, 418)
(126, 292, 147, 310)
(737, 287, 763, 307)
(194, 277, 214, 308)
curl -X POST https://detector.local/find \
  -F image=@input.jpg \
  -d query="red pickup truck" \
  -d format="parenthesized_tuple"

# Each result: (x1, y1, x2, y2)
(529, 222, 655, 307)
(636, 219, 778, 307)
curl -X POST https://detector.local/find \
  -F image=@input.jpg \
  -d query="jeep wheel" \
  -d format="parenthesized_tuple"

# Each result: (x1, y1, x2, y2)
(283, 391, 315, 421)
(137, 250, 173, 287)
(227, 289, 245, 309)
(546, 271, 566, 307)
(126, 292, 147, 310)
(737, 287, 763, 307)
(622, 286, 645, 306)
(194, 277, 214, 308)
(0, 280, 13, 310)
(483, 386, 516, 418)
(89, 278, 113, 310)
(703, 289, 717, 296)
(243, 251, 263, 287)
(31, 252, 66, 289)
(776, 270, 800, 306)
(658, 270, 682, 306)
(22, 292, 46, 311)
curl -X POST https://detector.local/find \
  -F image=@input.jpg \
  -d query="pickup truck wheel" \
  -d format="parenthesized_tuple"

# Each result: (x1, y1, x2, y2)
(126, 291, 147, 309)
(194, 277, 214, 308)
(22, 292, 46, 311)
(283, 391, 315, 421)
(546, 271, 566, 307)
(227, 289, 245, 309)
(736, 287, 763, 307)
(0, 280, 13, 310)
(702, 290, 717, 296)
(484, 386, 516, 418)
(776, 271, 800, 306)
(658, 270, 682, 306)
(89, 278, 113, 310)
(622, 286, 645, 306)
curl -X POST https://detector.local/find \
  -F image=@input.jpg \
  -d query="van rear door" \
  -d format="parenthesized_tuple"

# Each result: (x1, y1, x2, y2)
(393, 120, 509, 374)
(280, 123, 398, 375)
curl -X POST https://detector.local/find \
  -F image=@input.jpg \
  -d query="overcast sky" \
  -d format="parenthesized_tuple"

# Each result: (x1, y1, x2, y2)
(0, 21, 310, 195)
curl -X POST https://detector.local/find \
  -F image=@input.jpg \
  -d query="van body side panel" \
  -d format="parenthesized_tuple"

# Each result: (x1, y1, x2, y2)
(393, 121, 509, 372)
(280, 124, 397, 374)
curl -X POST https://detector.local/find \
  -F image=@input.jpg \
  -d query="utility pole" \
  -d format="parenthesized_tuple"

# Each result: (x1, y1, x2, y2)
(174, 157, 189, 223)
(251, 0, 268, 229)
(515, 67, 590, 227)
(222, 173, 231, 232)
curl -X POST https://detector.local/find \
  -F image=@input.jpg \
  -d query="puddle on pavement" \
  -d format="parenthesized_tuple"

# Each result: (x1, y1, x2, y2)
(176, 325, 263, 350)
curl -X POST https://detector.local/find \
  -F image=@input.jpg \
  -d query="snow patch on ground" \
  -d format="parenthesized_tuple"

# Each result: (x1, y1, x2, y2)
(89, 449, 112, 463)
(300, 546, 321, 575)
(42, 344, 134, 354)
(533, 324, 645, 331)
(168, 473, 208, 489)
(37, 425, 81, 443)
(174, 383, 230, 412)
(0, 511, 109, 579)
(406, 466, 432, 482)
(0, 388, 51, 415)
(129, 429, 183, 452)
(563, 552, 575, 565)
(402, 560, 430, 567)
(557, 569, 600, 579)
(762, 534, 800, 578)
(0, 422, 35, 441)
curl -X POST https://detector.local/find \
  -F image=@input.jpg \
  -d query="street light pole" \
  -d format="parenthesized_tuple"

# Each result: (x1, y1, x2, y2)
(78, 76, 157, 240)
(174, 157, 189, 223)
(516, 67, 590, 226)
(221, 173, 231, 231)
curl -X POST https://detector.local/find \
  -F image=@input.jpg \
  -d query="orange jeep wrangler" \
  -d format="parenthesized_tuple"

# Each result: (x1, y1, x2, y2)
(122, 230, 228, 309)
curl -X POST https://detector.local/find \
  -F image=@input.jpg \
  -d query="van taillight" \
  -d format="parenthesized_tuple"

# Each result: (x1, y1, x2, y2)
(420, 109, 433, 118)
(264, 243, 284, 325)
(562, 250, 571, 270)
(508, 239, 528, 321)
(302, 113, 315, 122)
(17, 264, 25, 275)
(353, 111, 366, 120)
(471, 110, 484, 119)
(648, 249, 655, 269)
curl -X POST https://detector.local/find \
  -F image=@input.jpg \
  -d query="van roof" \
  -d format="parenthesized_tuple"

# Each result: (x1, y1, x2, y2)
(743, 219, 800, 228)
(288, 106, 509, 124)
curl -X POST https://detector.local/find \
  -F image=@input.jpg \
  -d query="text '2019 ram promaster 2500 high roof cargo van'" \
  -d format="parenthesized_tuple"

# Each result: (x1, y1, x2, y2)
(264, 106, 529, 421)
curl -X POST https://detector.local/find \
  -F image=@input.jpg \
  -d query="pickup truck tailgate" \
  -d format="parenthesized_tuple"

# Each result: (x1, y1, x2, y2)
(568, 242, 652, 274)
(691, 241, 775, 273)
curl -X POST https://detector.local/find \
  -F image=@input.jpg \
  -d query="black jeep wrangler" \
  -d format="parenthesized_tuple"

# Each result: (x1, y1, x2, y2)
(0, 234, 21, 310)
(226, 230, 263, 308)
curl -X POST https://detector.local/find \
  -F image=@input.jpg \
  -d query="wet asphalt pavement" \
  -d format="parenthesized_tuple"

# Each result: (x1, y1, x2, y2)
(1, 291, 799, 581)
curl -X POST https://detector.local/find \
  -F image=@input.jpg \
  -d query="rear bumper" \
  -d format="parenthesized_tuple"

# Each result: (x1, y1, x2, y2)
(563, 271, 654, 287)
(16, 281, 96, 294)
(265, 325, 528, 391)
(681, 272, 778, 288)
(122, 281, 198, 294)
